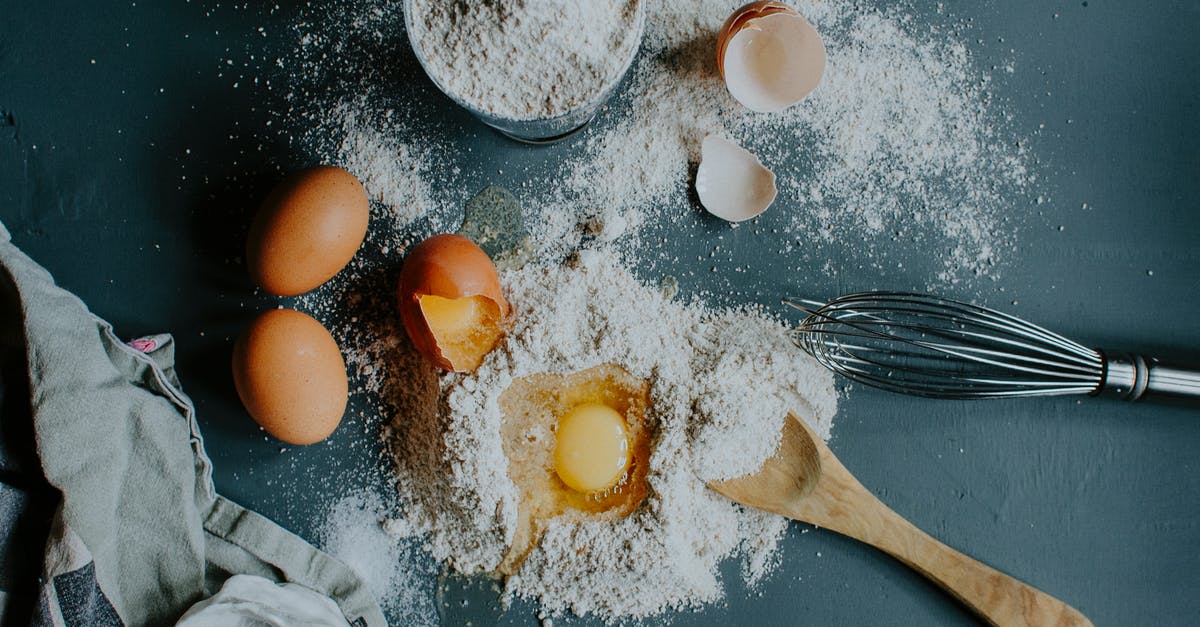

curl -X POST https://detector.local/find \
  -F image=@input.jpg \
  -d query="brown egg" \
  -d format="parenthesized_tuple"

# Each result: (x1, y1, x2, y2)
(232, 308, 348, 445)
(397, 234, 510, 372)
(246, 166, 369, 296)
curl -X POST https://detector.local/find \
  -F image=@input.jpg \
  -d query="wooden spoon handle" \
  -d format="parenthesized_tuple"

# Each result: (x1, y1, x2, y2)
(826, 490, 1092, 627)
(878, 508, 1089, 625)
(778, 415, 1092, 627)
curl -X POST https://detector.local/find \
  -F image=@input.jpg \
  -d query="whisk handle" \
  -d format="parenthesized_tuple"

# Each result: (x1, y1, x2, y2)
(1099, 353, 1200, 402)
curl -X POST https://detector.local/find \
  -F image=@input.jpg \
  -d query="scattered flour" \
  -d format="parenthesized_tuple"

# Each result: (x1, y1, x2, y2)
(266, 0, 1032, 285)
(530, 0, 1030, 282)
(408, 0, 644, 120)
(334, 104, 448, 228)
(383, 250, 837, 619)
(247, 0, 1043, 622)
(791, 9, 1027, 282)
(317, 491, 437, 624)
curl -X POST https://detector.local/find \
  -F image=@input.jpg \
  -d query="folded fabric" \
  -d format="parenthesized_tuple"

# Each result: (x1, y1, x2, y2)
(175, 574, 350, 626)
(0, 219, 385, 626)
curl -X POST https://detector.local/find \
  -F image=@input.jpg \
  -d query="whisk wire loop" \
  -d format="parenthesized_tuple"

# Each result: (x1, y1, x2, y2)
(786, 292, 1106, 399)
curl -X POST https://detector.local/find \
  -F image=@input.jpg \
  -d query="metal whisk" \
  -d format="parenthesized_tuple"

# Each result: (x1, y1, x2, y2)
(788, 292, 1200, 402)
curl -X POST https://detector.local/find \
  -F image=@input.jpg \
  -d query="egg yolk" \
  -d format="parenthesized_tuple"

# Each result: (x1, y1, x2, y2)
(498, 363, 651, 574)
(418, 294, 503, 371)
(554, 403, 631, 493)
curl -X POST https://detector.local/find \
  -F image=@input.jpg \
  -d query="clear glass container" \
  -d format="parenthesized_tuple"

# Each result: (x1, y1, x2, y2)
(404, 0, 645, 144)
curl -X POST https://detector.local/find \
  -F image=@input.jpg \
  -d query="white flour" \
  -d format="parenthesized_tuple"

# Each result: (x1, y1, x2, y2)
(385, 250, 837, 618)
(317, 491, 436, 624)
(300, 245, 837, 620)
(535, 0, 1029, 283)
(334, 104, 449, 231)
(408, 0, 643, 120)
(268, 0, 1031, 287)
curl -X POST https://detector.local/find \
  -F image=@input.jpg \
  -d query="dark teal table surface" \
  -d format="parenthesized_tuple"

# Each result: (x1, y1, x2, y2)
(2, 1, 1199, 625)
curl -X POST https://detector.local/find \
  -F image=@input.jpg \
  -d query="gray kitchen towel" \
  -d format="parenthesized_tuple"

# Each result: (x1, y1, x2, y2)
(0, 218, 386, 627)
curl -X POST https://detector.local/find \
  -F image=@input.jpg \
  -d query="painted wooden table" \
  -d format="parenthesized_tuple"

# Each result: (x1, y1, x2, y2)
(2, 1, 1197, 624)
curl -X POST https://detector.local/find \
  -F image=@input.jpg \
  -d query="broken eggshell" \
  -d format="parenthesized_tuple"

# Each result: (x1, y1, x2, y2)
(695, 135, 777, 223)
(717, 2, 826, 113)
(397, 234, 510, 373)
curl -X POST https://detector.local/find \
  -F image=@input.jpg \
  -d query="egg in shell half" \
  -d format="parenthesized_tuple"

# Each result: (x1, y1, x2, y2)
(397, 234, 510, 372)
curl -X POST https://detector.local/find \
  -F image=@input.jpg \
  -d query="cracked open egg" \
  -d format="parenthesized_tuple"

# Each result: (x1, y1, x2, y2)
(397, 234, 509, 372)
(716, 1, 826, 113)
(496, 363, 652, 573)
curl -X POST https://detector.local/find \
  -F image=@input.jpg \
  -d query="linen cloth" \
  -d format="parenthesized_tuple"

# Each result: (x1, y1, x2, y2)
(0, 219, 385, 626)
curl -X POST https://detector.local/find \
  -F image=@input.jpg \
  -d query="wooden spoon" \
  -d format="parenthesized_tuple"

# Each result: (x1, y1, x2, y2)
(709, 414, 1092, 627)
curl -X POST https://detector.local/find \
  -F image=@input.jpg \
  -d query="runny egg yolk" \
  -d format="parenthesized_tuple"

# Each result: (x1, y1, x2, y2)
(417, 294, 503, 371)
(554, 403, 631, 493)
(497, 364, 651, 575)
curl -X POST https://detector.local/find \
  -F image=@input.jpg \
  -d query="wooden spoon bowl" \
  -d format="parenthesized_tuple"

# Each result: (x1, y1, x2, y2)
(710, 414, 1092, 626)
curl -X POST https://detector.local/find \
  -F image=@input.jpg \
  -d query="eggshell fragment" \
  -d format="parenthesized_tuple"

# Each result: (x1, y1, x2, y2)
(717, 3, 826, 113)
(232, 308, 348, 445)
(397, 234, 510, 372)
(246, 166, 369, 296)
(716, 1, 795, 72)
(695, 135, 778, 222)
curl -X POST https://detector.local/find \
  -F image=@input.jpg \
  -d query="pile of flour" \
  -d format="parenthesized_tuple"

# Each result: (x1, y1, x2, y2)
(408, 0, 643, 120)
(384, 249, 837, 618)
(317, 491, 436, 625)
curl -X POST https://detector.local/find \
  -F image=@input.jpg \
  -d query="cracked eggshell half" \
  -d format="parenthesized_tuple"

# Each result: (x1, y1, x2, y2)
(397, 234, 510, 373)
(695, 135, 777, 223)
(717, 2, 826, 113)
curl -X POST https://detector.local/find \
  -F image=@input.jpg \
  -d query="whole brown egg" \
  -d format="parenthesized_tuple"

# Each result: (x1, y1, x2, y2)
(231, 308, 348, 445)
(246, 166, 369, 296)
